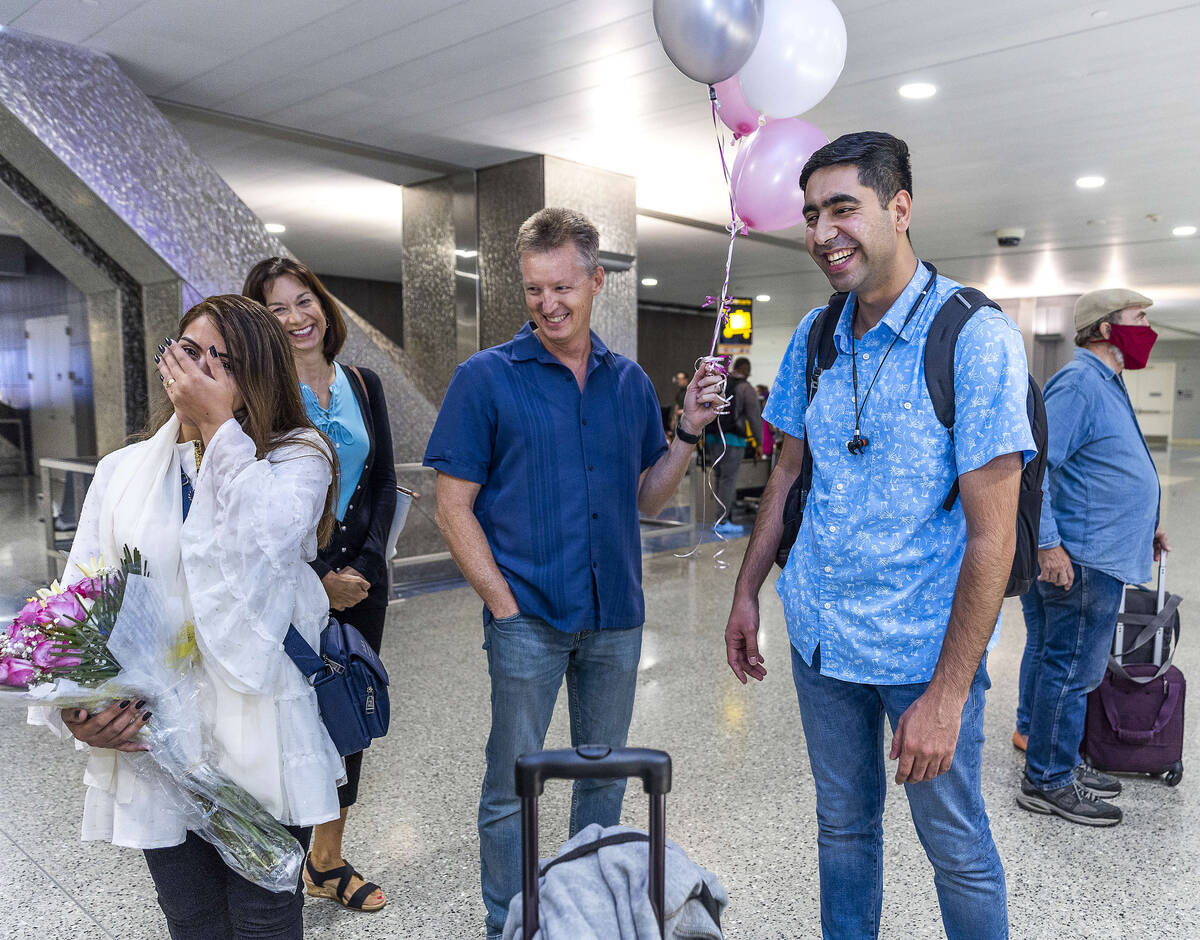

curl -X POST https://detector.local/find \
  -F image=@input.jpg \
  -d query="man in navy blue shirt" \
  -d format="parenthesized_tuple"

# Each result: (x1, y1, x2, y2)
(724, 133, 1033, 938)
(1015, 288, 1168, 826)
(424, 207, 723, 940)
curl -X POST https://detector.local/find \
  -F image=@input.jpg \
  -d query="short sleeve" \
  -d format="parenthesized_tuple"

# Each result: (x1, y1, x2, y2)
(951, 310, 1037, 475)
(423, 360, 496, 485)
(638, 369, 668, 472)
(762, 307, 821, 439)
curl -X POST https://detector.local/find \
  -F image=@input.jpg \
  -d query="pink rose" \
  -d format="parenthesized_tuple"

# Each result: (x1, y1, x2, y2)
(42, 592, 86, 626)
(70, 576, 106, 600)
(31, 639, 82, 670)
(0, 656, 36, 687)
(13, 597, 48, 629)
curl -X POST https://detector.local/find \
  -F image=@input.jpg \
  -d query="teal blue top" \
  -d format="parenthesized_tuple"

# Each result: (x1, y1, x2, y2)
(301, 362, 370, 522)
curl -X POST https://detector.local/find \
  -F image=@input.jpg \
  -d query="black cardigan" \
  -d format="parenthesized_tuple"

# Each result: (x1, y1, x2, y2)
(309, 364, 397, 608)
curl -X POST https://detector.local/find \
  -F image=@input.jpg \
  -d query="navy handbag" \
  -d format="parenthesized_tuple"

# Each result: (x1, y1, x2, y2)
(284, 617, 390, 757)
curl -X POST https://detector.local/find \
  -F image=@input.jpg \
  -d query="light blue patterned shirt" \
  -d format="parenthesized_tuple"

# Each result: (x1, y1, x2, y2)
(763, 263, 1036, 684)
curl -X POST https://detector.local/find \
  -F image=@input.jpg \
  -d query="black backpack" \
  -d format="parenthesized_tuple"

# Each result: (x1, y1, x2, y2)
(774, 277, 1048, 597)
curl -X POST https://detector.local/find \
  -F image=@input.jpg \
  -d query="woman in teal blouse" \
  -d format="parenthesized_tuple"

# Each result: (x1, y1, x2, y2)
(244, 258, 396, 914)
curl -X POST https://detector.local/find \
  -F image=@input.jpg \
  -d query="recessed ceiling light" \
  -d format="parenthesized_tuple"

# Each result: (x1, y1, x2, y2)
(898, 82, 937, 99)
(264, 222, 286, 233)
(1173, 225, 1197, 237)
(641, 277, 658, 287)
(755, 294, 771, 302)
(1075, 175, 1105, 189)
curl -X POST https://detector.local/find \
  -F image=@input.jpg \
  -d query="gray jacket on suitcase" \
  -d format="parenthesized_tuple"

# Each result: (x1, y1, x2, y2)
(503, 823, 727, 939)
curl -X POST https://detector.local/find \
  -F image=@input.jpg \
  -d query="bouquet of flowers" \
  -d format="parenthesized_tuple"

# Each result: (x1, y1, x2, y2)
(1, 549, 304, 893)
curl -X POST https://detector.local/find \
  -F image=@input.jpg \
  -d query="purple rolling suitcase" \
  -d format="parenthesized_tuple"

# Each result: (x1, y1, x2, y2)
(1081, 555, 1185, 785)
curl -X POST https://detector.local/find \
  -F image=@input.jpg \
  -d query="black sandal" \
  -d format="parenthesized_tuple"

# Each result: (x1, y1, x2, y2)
(303, 854, 387, 912)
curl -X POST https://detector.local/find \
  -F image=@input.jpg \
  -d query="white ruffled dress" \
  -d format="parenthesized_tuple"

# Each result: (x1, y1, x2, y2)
(29, 416, 344, 848)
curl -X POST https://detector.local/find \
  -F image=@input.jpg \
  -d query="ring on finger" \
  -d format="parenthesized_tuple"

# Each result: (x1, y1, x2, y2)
(163, 377, 176, 388)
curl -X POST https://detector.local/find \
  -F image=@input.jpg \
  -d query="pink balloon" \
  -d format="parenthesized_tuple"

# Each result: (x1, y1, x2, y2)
(731, 118, 829, 232)
(713, 75, 761, 137)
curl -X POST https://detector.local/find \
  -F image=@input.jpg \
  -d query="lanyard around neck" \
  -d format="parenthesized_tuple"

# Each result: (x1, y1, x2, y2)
(848, 265, 937, 451)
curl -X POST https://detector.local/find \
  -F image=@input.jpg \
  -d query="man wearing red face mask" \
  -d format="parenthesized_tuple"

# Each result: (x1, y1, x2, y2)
(1015, 288, 1169, 826)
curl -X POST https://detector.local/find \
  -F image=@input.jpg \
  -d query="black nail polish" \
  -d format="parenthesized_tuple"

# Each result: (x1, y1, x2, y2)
(157, 344, 165, 354)
(153, 355, 161, 364)
(119, 700, 130, 708)
(134, 699, 146, 709)
(142, 711, 152, 722)
(209, 345, 218, 357)
(165, 338, 174, 346)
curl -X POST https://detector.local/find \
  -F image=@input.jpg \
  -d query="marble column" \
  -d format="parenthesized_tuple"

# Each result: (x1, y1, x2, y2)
(477, 155, 638, 358)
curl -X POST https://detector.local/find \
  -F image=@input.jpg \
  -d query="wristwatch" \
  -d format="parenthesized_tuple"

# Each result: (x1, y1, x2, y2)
(675, 422, 700, 445)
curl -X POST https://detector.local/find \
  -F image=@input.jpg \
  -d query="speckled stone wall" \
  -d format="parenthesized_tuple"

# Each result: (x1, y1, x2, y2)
(476, 155, 638, 358)
(0, 28, 436, 460)
(543, 157, 639, 360)
(477, 157, 546, 351)
(401, 179, 459, 400)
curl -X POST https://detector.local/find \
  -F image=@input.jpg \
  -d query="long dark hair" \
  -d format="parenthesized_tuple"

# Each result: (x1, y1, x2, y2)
(242, 257, 347, 362)
(148, 294, 337, 546)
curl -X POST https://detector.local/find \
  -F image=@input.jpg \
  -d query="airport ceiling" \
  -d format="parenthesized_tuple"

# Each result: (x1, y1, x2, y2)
(2, 0, 1199, 340)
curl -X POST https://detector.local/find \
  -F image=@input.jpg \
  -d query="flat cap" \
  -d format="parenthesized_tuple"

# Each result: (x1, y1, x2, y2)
(1075, 288, 1153, 332)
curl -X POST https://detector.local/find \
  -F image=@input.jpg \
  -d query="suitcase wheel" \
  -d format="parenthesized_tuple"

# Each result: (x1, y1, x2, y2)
(1163, 761, 1184, 787)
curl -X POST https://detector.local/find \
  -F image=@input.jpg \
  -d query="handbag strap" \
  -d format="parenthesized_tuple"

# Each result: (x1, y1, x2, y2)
(345, 363, 369, 406)
(283, 624, 326, 679)
(1098, 675, 1182, 743)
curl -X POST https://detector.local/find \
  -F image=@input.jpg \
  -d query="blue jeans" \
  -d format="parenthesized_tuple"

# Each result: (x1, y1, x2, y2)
(479, 612, 643, 939)
(1021, 562, 1124, 790)
(1015, 589, 1042, 737)
(791, 645, 1007, 940)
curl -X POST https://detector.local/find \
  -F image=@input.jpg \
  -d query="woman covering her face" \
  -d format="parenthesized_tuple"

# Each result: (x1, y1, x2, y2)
(243, 258, 396, 914)
(30, 294, 345, 938)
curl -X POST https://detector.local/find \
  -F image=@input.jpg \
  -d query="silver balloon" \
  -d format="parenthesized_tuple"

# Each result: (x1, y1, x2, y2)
(652, 0, 764, 86)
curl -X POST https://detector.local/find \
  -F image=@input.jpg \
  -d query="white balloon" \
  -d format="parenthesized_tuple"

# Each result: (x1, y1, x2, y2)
(738, 0, 847, 118)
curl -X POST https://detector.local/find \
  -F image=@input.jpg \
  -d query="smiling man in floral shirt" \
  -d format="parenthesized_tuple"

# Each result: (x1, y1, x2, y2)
(723, 132, 1035, 939)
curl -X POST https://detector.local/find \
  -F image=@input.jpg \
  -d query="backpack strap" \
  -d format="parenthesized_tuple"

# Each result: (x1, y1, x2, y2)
(805, 293, 846, 401)
(923, 288, 1003, 510)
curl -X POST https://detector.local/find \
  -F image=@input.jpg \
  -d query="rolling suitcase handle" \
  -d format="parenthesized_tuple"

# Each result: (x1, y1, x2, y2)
(515, 746, 672, 939)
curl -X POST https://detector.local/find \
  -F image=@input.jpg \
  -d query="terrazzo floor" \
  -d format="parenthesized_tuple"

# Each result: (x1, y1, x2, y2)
(1, 448, 1198, 938)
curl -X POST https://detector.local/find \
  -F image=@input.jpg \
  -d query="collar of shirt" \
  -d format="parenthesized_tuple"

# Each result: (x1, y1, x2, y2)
(833, 261, 933, 355)
(1073, 346, 1121, 381)
(509, 321, 615, 373)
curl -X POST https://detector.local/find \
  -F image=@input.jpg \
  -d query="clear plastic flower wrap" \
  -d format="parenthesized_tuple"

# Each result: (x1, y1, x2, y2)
(2, 551, 304, 893)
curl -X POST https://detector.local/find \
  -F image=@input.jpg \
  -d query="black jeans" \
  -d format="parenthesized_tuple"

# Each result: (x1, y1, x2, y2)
(336, 603, 388, 808)
(143, 826, 311, 939)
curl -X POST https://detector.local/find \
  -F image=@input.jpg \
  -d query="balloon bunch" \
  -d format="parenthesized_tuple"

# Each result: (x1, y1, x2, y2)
(653, 0, 847, 557)
(653, 0, 846, 232)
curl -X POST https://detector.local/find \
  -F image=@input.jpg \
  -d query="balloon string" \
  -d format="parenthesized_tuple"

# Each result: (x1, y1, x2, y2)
(707, 92, 747, 358)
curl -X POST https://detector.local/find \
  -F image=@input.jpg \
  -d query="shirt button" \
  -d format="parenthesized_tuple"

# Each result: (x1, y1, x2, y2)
(904, 401, 912, 410)
(592, 562, 597, 569)
(862, 352, 870, 360)
(824, 565, 832, 573)
(828, 524, 837, 533)
(582, 418, 588, 425)
(588, 465, 594, 471)
(824, 602, 832, 610)
(347, 504, 353, 510)
(334, 443, 340, 448)
(592, 512, 598, 519)
(340, 547, 347, 553)
(836, 483, 844, 491)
